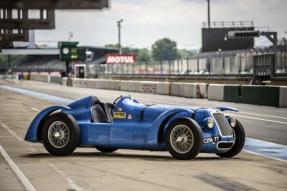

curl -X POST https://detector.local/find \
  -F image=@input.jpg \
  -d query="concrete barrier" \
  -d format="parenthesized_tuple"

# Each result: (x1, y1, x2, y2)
(0, 74, 18, 80)
(120, 81, 170, 95)
(62, 77, 68, 86)
(120, 81, 147, 93)
(279, 86, 287, 108)
(241, 85, 280, 107)
(170, 83, 207, 98)
(154, 82, 170, 95)
(72, 78, 89, 88)
(30, 74, 48, 82)
(95, 79, 121, 90)
(71, 78, 121, 90)
(223, 84, 241, 102)
(170, 82, 184, 97)
(120, 80, 138, 92)
(49, 76, 62, 85)
(24, 74, 287, 108)
(208, 84, 225, 101)
(194, 83, 208, 98)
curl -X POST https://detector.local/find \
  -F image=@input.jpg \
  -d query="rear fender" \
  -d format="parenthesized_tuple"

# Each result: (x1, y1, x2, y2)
(24, 105, 70, 142)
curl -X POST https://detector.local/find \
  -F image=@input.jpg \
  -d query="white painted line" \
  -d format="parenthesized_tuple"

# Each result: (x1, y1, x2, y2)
(0, 85, 73, 104)
(239, 106, 287, 115)
(0, 144, 36, 191)
(244, 138, 287, 162)
(239, 111, 287, 120)
(0, 122, 36, 152)
(232, 114, 287, 125)
(0, 135, 15, 138)
(49, 163, 83, 191)
(1, 123, 22, 142)
(247, 138, 287, 149)
(0, 122, 82, 190)
(31, 107, 40, 112)
(244, 150, 287, 163)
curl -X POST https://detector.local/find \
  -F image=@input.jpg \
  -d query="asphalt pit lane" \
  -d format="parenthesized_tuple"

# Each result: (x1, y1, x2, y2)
(195, 173, 259, 191)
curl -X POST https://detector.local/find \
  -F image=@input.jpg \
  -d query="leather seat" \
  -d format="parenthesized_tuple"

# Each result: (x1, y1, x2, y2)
(91, 96, 113, 123)
(102, 103, 113, 122)
(91, 104, 108, 123)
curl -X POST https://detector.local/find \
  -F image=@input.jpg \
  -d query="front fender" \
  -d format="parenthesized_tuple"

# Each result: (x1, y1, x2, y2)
(145, 108, 192, 145)
(215, 106, 239, 112)
(24, 105, 70, 142)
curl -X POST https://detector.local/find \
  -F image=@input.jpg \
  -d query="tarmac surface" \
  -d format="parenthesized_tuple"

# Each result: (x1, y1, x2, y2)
(0, 80, 286, 191)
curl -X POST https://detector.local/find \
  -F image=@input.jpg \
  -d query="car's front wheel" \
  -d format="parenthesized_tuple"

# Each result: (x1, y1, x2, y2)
(165, 119, 203, 160)
(41, 112, 80, 156)
(216, 120, 245, 158)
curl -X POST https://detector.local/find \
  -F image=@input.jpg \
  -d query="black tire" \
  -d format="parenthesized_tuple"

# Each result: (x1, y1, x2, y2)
(165, 118, 203, 160)
(95, 146, 118, 153)
(216, 120, 245, 158)
(41, 112, 80, 156)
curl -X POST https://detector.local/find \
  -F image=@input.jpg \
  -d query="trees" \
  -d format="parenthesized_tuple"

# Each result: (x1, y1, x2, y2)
(137, 48, 151, 63)
(152, 38, 177, 61)
(106, 37, 189, 63)
(177, 49, 198, 59)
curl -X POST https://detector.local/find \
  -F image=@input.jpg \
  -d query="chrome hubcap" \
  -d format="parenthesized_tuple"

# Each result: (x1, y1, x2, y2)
(48, 121, 70, 148)
(170, 125, 194, 154)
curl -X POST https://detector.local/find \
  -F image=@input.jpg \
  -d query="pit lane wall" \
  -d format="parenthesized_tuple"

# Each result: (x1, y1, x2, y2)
(62, 78, 208, 98)
(61, 78, 286, 107)
(68, 78, 287, 107)
(4, 74, 286, 107)
(208, 84, 287, 107)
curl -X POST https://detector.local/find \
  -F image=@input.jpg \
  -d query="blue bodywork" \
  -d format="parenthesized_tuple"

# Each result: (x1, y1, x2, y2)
(25, 96, 238, 153)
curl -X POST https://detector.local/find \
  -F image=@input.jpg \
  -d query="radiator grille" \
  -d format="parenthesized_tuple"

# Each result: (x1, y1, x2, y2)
(212, 113, 233, 136)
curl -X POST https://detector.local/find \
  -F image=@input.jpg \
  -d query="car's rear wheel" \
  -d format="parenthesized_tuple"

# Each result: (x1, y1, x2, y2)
(95, 146, 118, 153)
(216, 120, 245, 158)
(165, 119, 203, 160)
(42, 112, 80, 156)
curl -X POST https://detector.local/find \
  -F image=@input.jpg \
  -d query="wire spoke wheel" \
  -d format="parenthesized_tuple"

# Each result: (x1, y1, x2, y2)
(48, 121, 70, 149)
(42, 112, 80, 156)
(165, 119, 202, 160)
(170, 124, 194, 154)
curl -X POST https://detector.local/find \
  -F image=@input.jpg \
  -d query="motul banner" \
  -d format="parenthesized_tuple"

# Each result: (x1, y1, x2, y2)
(105, 54, 136, 64)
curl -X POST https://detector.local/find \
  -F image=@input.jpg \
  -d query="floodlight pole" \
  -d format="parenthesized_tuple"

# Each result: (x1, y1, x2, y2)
(68, 32, 73, 41)
(207, 0, 211, 28)
(117, 19, 123, 54)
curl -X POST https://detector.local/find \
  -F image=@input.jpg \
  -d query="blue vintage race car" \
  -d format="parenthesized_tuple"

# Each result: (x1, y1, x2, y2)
(25, 96, 245, 160)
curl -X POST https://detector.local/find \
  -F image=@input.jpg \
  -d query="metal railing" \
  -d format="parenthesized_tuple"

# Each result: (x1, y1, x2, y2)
(94, 50, 287, 79)
(202, 20, 254, 28)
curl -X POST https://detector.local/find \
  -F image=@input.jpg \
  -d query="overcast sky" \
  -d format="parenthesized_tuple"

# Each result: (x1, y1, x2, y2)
(35, 0, 287, 49)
